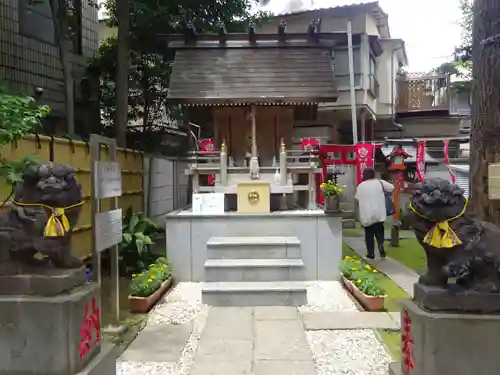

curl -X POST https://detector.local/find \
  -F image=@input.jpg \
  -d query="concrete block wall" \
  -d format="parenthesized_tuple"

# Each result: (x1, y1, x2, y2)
(143, 157, 189, 224)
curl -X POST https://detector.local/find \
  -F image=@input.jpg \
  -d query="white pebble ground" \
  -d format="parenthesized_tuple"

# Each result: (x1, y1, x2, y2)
(117, 281, 391, 375)
(298, 281, 358, 313)
(307, 329, 392, 375)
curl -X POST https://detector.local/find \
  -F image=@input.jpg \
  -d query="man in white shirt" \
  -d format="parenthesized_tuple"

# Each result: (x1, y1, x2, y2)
(354, 168, 395, 259)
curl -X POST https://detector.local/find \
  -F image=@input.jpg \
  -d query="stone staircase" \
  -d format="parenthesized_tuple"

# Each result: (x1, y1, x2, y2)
(201, 236, 308, 306)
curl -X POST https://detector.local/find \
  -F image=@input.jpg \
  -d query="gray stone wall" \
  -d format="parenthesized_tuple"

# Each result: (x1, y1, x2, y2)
(0, 0, 98, 116)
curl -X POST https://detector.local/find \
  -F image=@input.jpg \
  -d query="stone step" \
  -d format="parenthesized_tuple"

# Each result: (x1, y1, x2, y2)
(204, 258, 305, 282)
(202, 281, 308, 306)
(207, 236, 301, 259)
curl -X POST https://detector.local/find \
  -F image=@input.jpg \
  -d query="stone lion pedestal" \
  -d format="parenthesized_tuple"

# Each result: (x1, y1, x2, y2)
(0, 269, 116, 375)
(389, 286, 500, 375)
(0, 162, 116, 374)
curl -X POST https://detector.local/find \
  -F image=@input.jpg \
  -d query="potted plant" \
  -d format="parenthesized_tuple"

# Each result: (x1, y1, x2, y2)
(321, 180, 345, 213)
(340, 255, 386, 311)
(128, 257, 173, 313)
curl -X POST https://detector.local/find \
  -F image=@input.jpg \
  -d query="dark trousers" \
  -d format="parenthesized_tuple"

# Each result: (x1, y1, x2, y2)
(364, 221, 385, 257)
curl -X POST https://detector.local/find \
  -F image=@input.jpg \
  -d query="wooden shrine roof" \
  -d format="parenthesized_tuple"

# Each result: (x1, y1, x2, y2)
(161, 26, 339, 106)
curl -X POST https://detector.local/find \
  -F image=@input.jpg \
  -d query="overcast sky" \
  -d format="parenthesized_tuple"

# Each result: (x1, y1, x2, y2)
(99, 0, 463, 72)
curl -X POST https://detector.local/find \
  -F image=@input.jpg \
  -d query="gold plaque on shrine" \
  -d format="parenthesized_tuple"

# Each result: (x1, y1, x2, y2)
(237, 181, 270, 213)
(488, 163, 500, 199)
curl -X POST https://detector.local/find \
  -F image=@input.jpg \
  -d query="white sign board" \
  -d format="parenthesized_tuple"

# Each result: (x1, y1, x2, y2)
(192, 193, 224, 215)
(95, 208, 123, 252)
(94, 161, 122, 199)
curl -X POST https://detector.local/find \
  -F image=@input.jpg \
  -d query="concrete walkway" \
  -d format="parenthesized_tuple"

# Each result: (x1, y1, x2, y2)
(343, 237, 419, 297)
(190, 306, 317, 375)
(118, 305, 400, 375)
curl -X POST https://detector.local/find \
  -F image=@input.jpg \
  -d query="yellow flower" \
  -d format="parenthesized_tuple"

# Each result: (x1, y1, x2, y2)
(132, 274, 136, 277)
(147, 278, 153, 283)
(365, 265, 372, 270)
(356, 279, 361, 284)
(372, 270, 378, 273)
(344, 256, 351, 260)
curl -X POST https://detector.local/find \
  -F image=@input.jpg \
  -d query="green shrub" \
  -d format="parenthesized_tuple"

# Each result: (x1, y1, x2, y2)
(340, 255, 386, 296)
(129, 257, 172, 297)
(120, 207, 163, 274)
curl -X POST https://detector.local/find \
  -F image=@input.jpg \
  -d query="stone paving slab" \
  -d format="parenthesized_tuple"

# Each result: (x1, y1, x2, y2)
(196, 338, 253, 363)
(254, 306, 300, 320)
(202, 307, 253, 340)
(254, 360, 317, 375)
(190, 307, 315, 374)
(189, 360, 252, 375)
(301, 311, 400, 331)
(254, 319, 313, 361)
(120, 322, 193, 362)
(343, 237, 419, 297)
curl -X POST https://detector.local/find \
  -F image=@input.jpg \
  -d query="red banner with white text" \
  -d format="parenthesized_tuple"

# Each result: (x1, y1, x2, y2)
(416, 140, 426, 182)
(356, 143, 375, 184)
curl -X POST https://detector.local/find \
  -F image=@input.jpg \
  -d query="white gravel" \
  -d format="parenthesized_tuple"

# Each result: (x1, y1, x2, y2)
(117, 282, 208, 375)
(307, 329, 392, 375)
(148, 282, 205, 325)
(117, 362, 176, 374)
(299, 281, 358, 313)
(301, 282, 393, 375)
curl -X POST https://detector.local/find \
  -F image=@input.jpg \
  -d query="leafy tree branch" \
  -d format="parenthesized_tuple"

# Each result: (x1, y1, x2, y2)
(90, 0, 271, 146)
(0, 84, 51, 202)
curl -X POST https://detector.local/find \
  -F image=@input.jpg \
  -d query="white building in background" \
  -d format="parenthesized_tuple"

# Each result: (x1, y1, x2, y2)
(258, 1, 470, 155)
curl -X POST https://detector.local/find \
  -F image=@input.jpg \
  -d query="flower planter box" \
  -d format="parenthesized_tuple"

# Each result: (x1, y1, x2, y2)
(341, 275, 386, 311)
(324, 195, 341, 214)
(129, 277, 173, 313)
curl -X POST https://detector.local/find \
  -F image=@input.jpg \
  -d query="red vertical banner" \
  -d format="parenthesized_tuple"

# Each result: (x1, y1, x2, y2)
(443, 139, 456, 183)
(415, 140, 426, 182)
(443, 139, 450, 164)
(199, 139, 216, 185)
(355, 143, 375, 184)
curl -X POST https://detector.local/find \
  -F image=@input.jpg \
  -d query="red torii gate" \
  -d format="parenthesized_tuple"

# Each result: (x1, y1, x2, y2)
(316, 143, 383, 205)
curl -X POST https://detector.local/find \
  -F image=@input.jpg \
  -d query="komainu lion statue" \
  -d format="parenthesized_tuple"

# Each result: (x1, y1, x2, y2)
(408, 178, 500, 293)
(0, 162, 84, 274)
